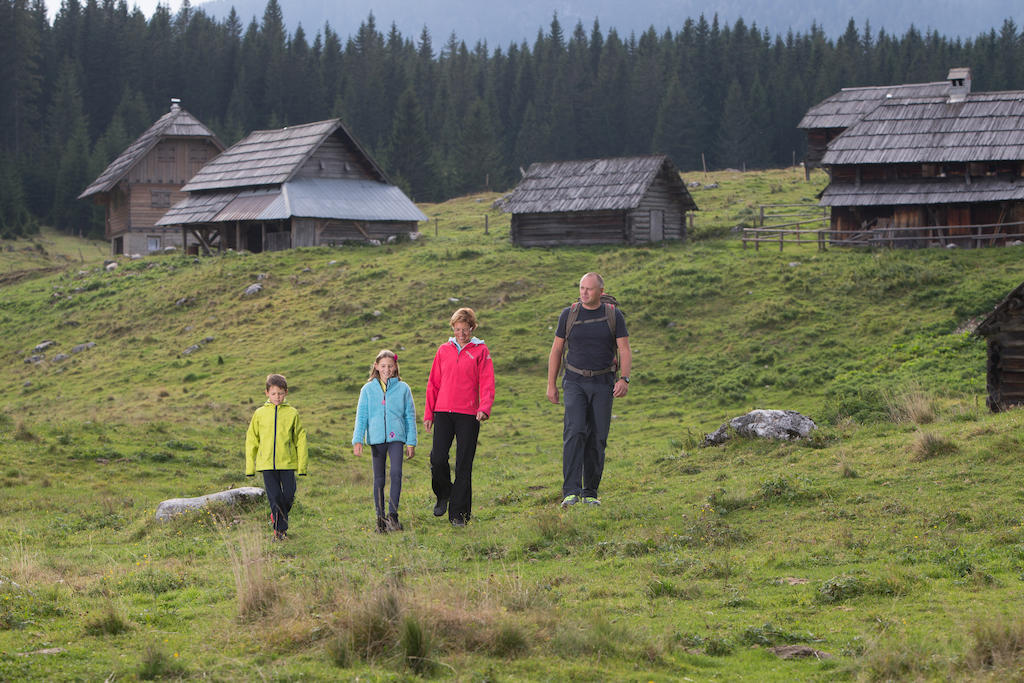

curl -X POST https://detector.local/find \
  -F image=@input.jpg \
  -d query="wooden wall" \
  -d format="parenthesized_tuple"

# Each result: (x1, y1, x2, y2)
(986, 330, 1024, 411)
(633, 172, 687, 242)
(297, 136, 377, 180)
(511, 210, 627, 247)
(314, 218, 419, 245)
(127, 139, 218, 185)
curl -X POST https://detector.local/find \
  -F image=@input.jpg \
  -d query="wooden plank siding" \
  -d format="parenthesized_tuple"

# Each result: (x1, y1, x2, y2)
(512, 211, 627, 247)
(634, 172, 687, 241)
(297, 137, 377, 180)
(127, 139, 219, 186)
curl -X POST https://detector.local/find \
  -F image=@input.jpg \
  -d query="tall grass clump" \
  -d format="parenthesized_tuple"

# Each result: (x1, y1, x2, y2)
(83, 601, 130, 635)
(400, 615, 437, 675)
(138, 642, 186, 680)
(221, 523, 278, 620)
(910, 430, 959, 461)
(884, 383, 936, 424)
(965, 615, 1024, 672)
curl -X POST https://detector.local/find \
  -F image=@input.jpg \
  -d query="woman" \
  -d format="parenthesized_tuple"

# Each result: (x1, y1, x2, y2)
(424, 307, 495, 527)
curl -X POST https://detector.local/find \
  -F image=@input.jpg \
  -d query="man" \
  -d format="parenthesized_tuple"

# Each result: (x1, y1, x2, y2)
(546, 272, 632, 508)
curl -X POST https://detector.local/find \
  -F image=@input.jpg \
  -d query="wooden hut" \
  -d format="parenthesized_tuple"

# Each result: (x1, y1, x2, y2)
(976, 282, 1024, 412)
(808, 68, 1024, 247)
(156, 118, 424, 252)
(797, 79, 950, 176)
(496, 155, 697, 247)
(79, 99, 225, 255)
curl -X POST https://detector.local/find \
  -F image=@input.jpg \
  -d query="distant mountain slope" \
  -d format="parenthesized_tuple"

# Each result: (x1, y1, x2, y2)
(196, 0, 1018, 46)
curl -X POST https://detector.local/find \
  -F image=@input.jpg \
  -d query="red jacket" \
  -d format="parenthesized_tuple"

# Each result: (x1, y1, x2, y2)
(424, 338, 495, 421)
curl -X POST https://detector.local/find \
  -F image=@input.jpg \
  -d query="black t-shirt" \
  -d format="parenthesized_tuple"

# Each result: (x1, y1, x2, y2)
(556, 304, 628, 376)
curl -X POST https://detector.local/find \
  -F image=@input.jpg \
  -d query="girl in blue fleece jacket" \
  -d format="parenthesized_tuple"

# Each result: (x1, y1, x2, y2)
(352, 349, 417, 533)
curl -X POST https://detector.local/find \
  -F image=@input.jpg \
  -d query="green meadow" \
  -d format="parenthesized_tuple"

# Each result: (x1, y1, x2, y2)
(5, 168, 1024, 680)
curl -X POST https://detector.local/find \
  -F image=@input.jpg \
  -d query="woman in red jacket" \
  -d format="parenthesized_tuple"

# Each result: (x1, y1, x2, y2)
(424, 307, 495, 527)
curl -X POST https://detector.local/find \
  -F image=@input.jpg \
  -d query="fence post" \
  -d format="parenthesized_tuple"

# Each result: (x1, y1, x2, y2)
(759, 206, 765, 226)
(742, 231, 747, 249)
(779, 230, 784, 252)
(434, 218, 439, 236)
(485, 214, 489, 234)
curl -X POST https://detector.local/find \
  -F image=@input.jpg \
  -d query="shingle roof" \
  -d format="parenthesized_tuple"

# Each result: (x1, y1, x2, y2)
(820, 177, 1024, 206)
(79, 103, 223, 199)
(156, 177, 426, 226)
(797, 81, 951, 130)
(976, 280, 1024, 337)
(181, 119, 386, 192)
(820, 91, 1024, 165)
(497, 155, 697, 214)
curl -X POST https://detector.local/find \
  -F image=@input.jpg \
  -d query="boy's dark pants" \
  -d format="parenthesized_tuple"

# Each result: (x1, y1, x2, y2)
(430, 411, 480, 522)
(262, 469, 296, 532)
(562, 377, 613, 498)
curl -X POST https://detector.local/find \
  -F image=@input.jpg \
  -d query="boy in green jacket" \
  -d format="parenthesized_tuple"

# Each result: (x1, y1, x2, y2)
(245, 373, 308, 540)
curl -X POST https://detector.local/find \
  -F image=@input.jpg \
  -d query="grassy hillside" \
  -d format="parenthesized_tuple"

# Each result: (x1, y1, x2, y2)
(4, 168, 1024, 680)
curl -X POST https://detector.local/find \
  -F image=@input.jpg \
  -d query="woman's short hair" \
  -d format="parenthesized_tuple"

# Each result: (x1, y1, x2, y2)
(450, 307, 477, 329)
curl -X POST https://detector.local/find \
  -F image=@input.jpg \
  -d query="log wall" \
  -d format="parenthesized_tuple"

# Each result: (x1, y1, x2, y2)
(298, 137, 376, 180)
(511, 211, 627, 247)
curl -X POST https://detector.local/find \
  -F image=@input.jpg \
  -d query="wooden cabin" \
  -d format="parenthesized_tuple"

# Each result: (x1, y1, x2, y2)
(797, 79, 950, 176)
(156, 118, 425, 252)
(79, 100, 225, 255)
(975, 282, 1024, 412)
(496, 155, 697, 247)
(808, 68, 1024, 247)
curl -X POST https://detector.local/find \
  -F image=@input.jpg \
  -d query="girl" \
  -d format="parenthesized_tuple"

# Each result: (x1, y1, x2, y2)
(352, 350, 417, 533)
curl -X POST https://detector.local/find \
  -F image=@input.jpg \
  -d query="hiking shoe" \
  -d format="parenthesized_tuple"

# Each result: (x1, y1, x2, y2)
(433, 497, 449, 517)
(376, 516, 388, 534)
(273, 530, 286, 541)
(386, 513, 404, 532)
(560, 494, 580, 508)
(450, 517, 467, 527)
(582, 496, 602, 506)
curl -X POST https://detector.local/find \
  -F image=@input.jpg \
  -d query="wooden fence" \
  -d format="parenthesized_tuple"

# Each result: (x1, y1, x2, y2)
(743, 219, 1024, 251)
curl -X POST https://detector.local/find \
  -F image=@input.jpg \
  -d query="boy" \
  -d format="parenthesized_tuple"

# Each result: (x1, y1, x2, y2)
(245, 373, 308, 540)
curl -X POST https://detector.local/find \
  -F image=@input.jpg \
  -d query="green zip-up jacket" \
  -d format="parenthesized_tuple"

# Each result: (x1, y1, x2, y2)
(245, 400, 308, 475)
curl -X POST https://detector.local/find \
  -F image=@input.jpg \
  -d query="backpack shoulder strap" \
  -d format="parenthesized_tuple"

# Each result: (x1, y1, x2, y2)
(559, 302, 581, 378)
(604, 303, 616, 338)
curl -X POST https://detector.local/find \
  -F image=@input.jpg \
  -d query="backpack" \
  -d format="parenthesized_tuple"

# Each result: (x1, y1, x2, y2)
(560, 293, 622, 378)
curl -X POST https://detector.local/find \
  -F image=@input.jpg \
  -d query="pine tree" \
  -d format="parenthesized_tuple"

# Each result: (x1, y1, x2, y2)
(386, 86, 438, 201)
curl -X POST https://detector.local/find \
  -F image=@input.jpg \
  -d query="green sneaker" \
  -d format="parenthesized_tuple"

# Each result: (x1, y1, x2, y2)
(582, 496, 601, 506)
(560, 494, 580, 508)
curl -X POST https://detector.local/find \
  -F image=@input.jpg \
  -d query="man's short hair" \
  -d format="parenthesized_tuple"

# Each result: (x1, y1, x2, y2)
(266, 373, 288, 391)
(580, 272, 604, 289)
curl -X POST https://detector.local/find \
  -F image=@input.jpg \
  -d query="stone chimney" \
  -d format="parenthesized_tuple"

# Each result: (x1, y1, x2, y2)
(947, 68, 971, 103)
(170, 97, 181, 112)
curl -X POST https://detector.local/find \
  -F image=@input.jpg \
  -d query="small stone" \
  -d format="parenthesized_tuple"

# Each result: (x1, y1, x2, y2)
(71, 342, 96, 354)
(372, 310, 382, 317)
(53, 353, 70, 362)
(182, 344, 201, 356)
(448, 297, 460, 304)
(243, 283, 263, 296)
(25, 355, 44, 364)
(409, 232, 421, 241)
(33, 340, 56, 353)
(105, 262, 118, 271)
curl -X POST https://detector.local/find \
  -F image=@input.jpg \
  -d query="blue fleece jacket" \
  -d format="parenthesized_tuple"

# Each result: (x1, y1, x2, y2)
(352, 377, 418, 446)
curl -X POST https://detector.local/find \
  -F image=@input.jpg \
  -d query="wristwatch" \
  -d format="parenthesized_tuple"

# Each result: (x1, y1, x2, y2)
(620, 376, 630, 383)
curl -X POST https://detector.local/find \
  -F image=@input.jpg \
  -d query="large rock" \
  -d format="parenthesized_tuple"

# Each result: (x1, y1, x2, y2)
(155, 486, 265, 520)
(702, 409, 817, 446)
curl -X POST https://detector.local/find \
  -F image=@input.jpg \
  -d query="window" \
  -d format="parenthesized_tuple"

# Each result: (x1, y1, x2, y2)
(151, 191, 171, 208)
(147, 236, 161, 252)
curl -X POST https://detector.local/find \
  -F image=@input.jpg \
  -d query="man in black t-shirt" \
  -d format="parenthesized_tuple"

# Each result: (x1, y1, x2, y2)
(546, 272, 632, 508)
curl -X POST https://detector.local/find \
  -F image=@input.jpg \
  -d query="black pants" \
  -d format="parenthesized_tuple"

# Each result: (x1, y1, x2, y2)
(562, 378, 613, 498)
(262, 469, 296, 532)
(430, 412, 480, 523)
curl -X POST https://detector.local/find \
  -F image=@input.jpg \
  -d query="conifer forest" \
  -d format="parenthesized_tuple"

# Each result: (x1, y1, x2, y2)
(2, 0, 1024, 237)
